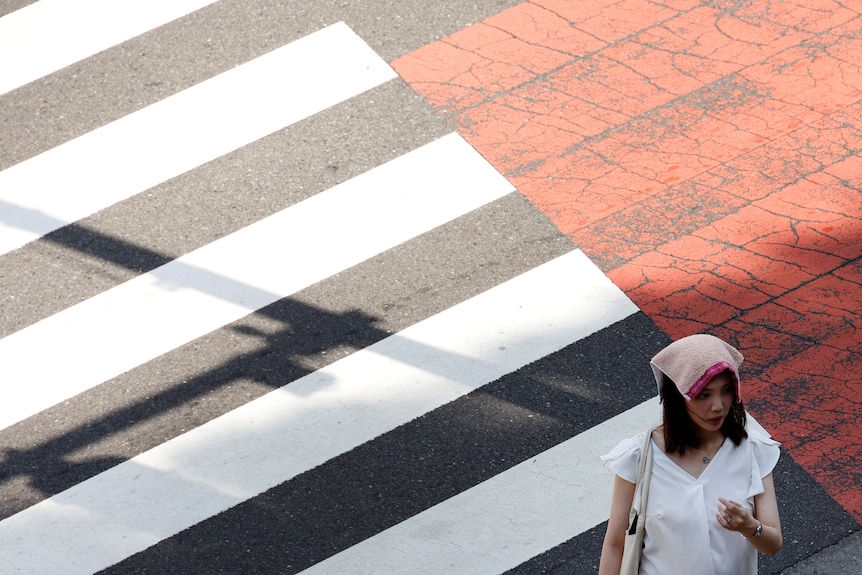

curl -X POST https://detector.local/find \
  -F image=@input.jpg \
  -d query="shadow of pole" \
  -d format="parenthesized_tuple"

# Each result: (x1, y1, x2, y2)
(0, 215, 401, 518)
(0, 293, 393, 519)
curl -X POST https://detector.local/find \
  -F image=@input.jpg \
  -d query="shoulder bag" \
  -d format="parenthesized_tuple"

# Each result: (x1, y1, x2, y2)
(619, 428, 654, 575)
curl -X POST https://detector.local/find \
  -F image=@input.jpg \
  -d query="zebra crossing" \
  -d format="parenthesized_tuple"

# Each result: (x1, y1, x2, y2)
(0, 22, 396, 255)
(1, 250, 643, 573)
(1, 132, 517, 429)
(1, 1, 671, 573)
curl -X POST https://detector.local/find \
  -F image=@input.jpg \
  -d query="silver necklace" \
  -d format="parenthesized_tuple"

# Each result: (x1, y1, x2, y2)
(702, 442, 721, 464)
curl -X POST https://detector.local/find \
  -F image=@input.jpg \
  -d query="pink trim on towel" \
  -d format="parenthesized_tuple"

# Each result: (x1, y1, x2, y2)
(685, 362, 738, 400)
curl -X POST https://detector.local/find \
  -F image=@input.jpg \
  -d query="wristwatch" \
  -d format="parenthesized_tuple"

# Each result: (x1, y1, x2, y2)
(745, 522, 763, 539)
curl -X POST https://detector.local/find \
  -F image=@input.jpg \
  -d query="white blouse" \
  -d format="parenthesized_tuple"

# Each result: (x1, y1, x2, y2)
(602, 426, 780, 575)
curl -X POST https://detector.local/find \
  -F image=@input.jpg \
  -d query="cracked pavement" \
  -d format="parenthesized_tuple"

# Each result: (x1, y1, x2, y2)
(393, 0, 862, 525)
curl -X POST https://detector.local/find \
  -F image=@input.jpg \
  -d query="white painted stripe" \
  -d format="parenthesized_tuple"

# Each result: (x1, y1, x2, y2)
(0, 0, 218, 96)
(300, 410, 773, 575)
(0, 21, 396, 255)
(0, 249, 638, 574)
(0, 133, 514, 431)
(300, 398, 661, 575)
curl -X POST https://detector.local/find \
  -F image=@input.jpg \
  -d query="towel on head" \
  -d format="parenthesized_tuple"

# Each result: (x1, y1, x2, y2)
(650, 334, 743, 400)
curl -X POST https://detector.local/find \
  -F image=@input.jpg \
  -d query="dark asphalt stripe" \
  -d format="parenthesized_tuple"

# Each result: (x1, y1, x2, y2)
(97, 312, 668, 574)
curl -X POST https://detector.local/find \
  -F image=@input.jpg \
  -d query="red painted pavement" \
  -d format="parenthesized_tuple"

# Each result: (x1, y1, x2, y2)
(393, 0, 862, 523)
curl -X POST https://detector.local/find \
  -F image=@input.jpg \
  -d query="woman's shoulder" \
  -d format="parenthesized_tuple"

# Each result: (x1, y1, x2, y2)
(600, 429, 653, 483)
(602, 430, 649, 459)
(744, 421, 780, 448)
(740, 420, 781, 478)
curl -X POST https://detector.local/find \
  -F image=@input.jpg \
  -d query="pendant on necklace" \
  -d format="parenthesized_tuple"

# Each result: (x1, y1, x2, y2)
(702, 455, 711, 464)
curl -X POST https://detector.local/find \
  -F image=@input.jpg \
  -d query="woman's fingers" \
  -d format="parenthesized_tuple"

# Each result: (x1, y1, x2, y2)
(717, 498, 751, 532)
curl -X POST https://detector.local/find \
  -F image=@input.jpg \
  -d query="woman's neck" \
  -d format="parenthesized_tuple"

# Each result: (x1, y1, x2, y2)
(695, 428, 725, 448)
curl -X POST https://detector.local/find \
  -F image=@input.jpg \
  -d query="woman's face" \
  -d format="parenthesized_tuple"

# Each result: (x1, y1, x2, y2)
(686, 371, 735, 433)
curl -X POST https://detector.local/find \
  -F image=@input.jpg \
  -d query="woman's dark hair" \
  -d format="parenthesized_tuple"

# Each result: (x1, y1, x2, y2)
(660, 372, 747, 456)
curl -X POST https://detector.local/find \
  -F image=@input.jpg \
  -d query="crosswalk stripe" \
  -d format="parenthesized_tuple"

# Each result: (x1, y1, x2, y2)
(0, 249, 637, 574)
(0, 132, 514, 431)
(0, 21, 396, 256)
(0, 0, 219, 96)
(300, 397, 660, 575)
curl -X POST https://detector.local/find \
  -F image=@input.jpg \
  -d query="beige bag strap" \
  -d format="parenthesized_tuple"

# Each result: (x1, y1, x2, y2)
(629, 428, 654, 534)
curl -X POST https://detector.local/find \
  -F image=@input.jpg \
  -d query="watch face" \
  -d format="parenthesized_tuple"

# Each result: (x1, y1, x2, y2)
(746, 523, 762, 538)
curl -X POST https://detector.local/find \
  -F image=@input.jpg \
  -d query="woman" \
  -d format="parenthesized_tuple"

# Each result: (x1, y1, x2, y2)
(598, 334, 782, 575)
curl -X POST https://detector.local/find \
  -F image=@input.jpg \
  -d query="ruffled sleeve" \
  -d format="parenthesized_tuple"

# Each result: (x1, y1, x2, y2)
(600, 433, 643, 484)
(746, 425, 781, 499)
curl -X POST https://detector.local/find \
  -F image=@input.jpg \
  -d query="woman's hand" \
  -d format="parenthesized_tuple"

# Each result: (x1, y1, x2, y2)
(716, 498, 758, 536)
(717, 474, 783, 557)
